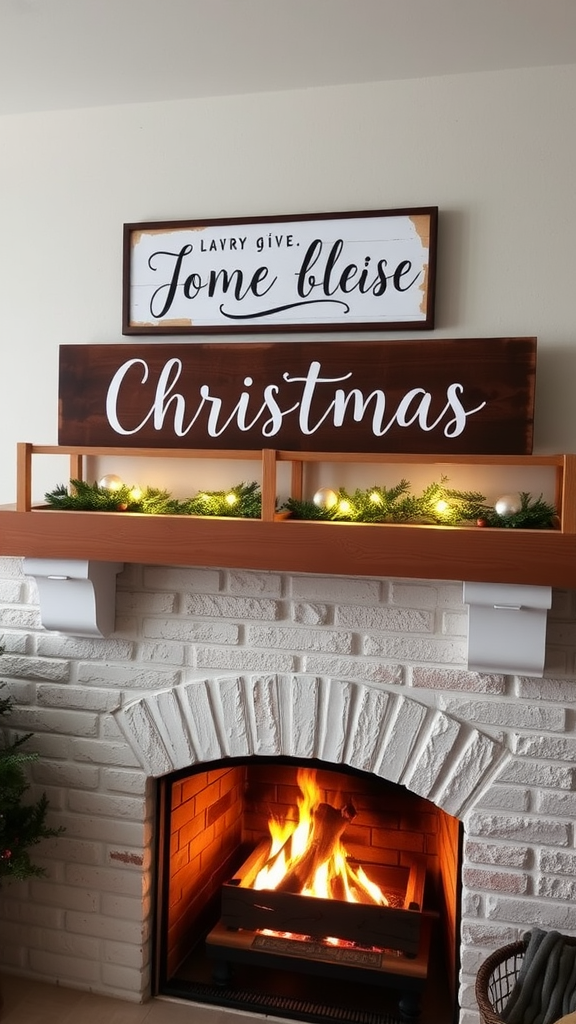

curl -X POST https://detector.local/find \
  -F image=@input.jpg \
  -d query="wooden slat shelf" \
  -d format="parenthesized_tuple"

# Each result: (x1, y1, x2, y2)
(1, 445, 576, 588)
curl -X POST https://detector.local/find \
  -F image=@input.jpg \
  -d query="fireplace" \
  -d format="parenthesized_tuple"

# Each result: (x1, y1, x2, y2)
(1, 563, 575, 1024)
(154, 758, 461, 1023)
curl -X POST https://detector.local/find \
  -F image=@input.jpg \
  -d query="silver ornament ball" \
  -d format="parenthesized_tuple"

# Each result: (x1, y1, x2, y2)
(494, 492, 522, 517)
(313, 487, 338, 510)
(98, 473, 124, 492)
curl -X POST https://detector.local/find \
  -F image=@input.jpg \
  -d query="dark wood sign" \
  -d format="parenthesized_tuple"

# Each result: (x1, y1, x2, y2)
(58, 338, 536, 455)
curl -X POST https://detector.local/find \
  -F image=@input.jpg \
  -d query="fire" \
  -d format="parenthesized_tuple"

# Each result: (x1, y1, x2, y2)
(251, 769, 389, 906)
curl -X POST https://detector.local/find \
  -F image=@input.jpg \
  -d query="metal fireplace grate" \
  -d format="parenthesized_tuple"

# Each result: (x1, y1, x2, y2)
(163, 978, 404, 1024)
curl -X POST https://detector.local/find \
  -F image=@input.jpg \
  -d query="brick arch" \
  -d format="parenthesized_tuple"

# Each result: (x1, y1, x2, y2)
(115, 673, 510, 819)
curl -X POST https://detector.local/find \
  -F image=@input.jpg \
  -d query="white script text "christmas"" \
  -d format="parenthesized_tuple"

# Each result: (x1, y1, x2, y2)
(105, 358, 487, 439)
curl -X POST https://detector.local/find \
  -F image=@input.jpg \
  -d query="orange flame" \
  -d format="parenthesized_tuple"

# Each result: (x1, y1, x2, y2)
(252, 769, 388, 906)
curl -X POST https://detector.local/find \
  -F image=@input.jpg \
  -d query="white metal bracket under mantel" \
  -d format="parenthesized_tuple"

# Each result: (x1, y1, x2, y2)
(23, 559, 124, 637)
(463, 581, 552, 677)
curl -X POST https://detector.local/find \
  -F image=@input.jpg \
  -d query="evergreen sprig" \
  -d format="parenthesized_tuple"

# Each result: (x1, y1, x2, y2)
(1, 675, 64, 882)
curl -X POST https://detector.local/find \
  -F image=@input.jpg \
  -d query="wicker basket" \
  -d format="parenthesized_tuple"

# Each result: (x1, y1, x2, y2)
(476, 939, 528, 1024)
(476, 935, 576, 1024)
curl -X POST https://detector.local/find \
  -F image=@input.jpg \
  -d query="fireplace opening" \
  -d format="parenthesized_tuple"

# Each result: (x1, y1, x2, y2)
(153, 757, 462, 1024)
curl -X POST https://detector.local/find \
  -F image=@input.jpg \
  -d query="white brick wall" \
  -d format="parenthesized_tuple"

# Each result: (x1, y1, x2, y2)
(0, 556, 575, 1023)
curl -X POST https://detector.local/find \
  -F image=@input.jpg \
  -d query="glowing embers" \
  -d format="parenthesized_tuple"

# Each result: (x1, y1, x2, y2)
(220, 769, 426, 957)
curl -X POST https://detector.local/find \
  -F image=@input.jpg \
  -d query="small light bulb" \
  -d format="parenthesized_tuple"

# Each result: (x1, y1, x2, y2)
(435, 499, 449, 515)
(129, 486, 142, 501)
(225, 492, 237, 506)
(369, 491, 382, 504)
(338, 499, 351, 514)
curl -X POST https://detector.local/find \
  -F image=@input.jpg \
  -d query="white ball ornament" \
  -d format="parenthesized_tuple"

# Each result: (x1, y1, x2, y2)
(494, 493, 522, 517)
(98, 474, 124, 492)
(313, 487, 338, 510)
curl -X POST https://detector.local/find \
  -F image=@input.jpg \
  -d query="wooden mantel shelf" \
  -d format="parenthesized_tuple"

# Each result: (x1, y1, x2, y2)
(1, 506, 575, 587)
(1, 444, 576, 588)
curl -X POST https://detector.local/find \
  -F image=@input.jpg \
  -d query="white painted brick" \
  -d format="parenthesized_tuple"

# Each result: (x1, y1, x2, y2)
(539, 849, 576, 877)
(439, 731, 509, 817)
(55, 812, 147, 848)
(317, 678, 355, 764)
(498, 759, 574, 789)
(292, 602, 332, 625)
(537, 876, 576, 900)
(364, 632, 467, 664)
(116, 591, 176, 614)
(6, 705, 99, 737)
(66, 909, 148, 944)
(143, 566, 221, 591)
(0, 631, 29, 654)
(514, 735, 576, 761)
(0, 607, 42, 629)
(1, 896, 64, 929)
(403, 710, 461, 799)
(183, 592, 282, 619)
(463, 867, 529, 894)
(73, 737, 142, 767)
(1, 654, 70, 681)
(289, 574, 382, 603)
(336, 604, 433, 632)
(0, 678, 36, 703)
(518, 675, 576, 703)
(29, 880, 99, 912)
(375, 695, 428, 782)
(388, 581, 443, 608)
(99, 892, 152, 926)
(78, 662, 183, 688)
(475, 785, 530, 812)
(196, 646, 296, 671)
(31, 761, 100, 790)
(136, 640, 186, 665)
(535, 790, 576, 816)
(411, 667, 505, 693)
(226, 569, 283, 596)
(38, 928, 102, 960)
(247, 624, 353, 653)
(440, 696, 566, 732)
(0, 579, 25, 602)
(29, 948, 101, 982)
(245, 675, 281, 756)
(461, 921, 519, 946)
(103, 940, 149, 969)
(441, 610, 469, 634)
(467, 812, 570, 846)
(485, 895, 576, 930)
(66, 790, 147, 822)
(101, 768, 148, 795)
(101, 961, 150, 992)
(465, 841, 530, 868)
(37, 684, 121, 712)
(65, 863, 144, 896)
(344, 684, 391, 773)
(302, 655, 404, 685)
(284, 674, 319, 759)
(36, 634, 134, 661)
(41, 836, 104, 865)
(143, 616, 239, 643)
(0, 557, 26, 579)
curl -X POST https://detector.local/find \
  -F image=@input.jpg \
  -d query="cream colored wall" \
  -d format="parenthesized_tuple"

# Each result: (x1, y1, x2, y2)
(0, 64, 575, 504)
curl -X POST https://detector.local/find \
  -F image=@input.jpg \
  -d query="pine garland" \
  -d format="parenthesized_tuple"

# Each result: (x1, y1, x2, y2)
(43, 479, 557, 529)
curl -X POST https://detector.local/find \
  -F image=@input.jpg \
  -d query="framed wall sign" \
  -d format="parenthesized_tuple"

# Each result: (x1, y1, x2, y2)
(59, 337, 536, 455)
(122, 208, 437, 335)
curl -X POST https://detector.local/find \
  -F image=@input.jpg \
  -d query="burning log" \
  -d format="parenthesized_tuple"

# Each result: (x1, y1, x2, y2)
(271, 800, 357, 895)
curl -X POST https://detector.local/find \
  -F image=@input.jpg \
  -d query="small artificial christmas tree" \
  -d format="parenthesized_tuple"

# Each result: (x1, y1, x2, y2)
(0, 655, 62, 882)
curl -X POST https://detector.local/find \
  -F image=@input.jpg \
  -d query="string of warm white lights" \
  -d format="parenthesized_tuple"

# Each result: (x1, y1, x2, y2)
(42, 475, 558, 529)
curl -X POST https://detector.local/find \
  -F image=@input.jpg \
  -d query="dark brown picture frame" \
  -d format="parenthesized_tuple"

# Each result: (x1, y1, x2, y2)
(122, 207, 437, 336)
